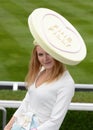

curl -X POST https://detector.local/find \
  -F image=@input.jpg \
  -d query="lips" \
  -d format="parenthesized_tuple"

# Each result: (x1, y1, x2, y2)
(44, 61, 52, 65)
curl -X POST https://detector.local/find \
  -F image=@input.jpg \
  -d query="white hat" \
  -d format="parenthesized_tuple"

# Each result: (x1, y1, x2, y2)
(28, 8, 87, 65)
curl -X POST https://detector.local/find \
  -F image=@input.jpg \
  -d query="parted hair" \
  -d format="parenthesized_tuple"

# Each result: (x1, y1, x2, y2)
(25, 46, 66, 88)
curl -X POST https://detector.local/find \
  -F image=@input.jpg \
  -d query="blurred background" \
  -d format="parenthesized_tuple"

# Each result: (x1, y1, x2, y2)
(0, 0, 93, 83)
(0, 0, 93, 130)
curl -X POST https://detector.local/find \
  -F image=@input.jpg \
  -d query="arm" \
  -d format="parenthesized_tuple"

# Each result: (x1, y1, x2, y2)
(37, 80, 75, 130)
(4, 116, 16, 130)
(13, 90, 30, 117)
(4, 91, 30, 130)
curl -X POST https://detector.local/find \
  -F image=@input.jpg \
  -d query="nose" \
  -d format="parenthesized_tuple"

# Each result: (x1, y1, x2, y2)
(43, 54, 49, 61)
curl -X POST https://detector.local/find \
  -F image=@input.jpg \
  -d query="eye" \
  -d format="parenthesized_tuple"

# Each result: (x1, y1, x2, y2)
(38, 53, 44, 56)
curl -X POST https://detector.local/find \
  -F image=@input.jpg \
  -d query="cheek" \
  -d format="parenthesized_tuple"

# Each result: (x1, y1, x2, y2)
(38, 56, 43, 64)
(51, 59, 56, 67)
(52, 60, 55, 66)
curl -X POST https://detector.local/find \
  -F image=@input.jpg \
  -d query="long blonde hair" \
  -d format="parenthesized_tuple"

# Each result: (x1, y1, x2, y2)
(25, 46, 66, 88)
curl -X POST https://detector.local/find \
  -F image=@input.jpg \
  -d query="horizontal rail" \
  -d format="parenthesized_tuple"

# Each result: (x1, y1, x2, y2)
(0, 100, 93, 111)
(0, 81, 25, 90)
(69, 102, 93, 111)
(75, 84, 93, 91)
(0, 81, 93, 91)
(0, 100, 21, 108)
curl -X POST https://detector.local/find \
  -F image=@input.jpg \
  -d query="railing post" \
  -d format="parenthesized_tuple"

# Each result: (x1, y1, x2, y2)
(0, 106, 7, 130)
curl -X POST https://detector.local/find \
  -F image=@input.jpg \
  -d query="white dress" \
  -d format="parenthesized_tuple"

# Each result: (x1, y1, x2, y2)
(14, 70, 75, 130)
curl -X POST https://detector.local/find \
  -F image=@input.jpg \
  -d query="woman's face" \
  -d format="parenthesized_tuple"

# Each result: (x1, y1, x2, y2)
(36, 46, 55, 69)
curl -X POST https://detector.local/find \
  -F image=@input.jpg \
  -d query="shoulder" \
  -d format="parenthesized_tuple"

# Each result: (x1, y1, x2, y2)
(58, 70, 75, 96)
(57, 70, 74, 85)
(54, 70, 75, 95)
(51, 70, 75, 87)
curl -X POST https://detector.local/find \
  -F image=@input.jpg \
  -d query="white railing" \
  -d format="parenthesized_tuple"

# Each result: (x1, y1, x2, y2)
(0, 81, 93, 129)
(0, 81, 25, 91)
(0, 81, 93, 91)
(0, 100, 93, 111)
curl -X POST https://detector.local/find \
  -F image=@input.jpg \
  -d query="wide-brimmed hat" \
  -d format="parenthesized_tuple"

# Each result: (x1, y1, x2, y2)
(28, 8, 87, 65)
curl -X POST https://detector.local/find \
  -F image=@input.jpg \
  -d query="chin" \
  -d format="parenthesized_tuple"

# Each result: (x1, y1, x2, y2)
(44, 65, 53, 70)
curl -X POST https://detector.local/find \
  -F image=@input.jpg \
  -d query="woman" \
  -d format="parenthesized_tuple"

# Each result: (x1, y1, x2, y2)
(4, 44, 75, 130)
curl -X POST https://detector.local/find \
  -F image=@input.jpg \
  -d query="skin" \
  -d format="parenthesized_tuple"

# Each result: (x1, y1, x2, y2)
(4, 116, 16, 130)
(35, 46, 55, 87)
(36, 46, 55, 70)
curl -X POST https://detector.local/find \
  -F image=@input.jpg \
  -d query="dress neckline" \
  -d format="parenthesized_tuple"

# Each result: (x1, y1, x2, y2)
(34, 69, 46, 88)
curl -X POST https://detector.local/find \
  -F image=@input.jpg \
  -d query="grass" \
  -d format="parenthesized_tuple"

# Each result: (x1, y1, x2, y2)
(62, 111, 93, 130)
(0, 90, 26, 100)
(0, 0, 93, 83)
(0, 90, 93, 130)
(1, 109, 93, 130)
(0, 0, 93, 130)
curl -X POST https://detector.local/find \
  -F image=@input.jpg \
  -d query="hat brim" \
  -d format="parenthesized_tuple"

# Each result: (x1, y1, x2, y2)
(28, 8, 87, 65)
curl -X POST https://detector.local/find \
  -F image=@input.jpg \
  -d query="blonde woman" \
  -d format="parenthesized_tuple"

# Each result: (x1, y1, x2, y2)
(4, 45, 75, 130)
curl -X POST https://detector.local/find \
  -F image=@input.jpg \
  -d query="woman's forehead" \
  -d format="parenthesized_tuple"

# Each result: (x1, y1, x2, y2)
(36, 45, 45, 52)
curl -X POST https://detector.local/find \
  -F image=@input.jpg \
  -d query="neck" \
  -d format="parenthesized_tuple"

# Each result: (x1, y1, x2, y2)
(45, 68, 52, 75)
